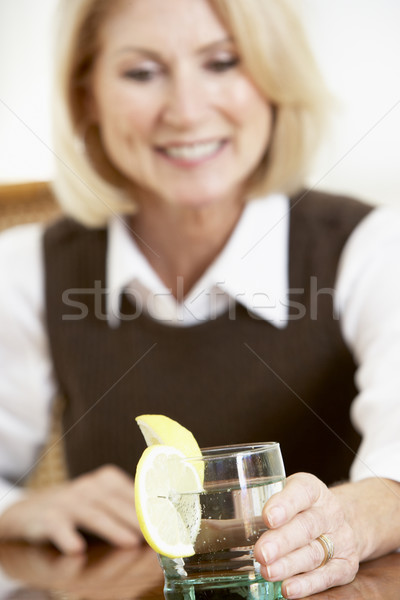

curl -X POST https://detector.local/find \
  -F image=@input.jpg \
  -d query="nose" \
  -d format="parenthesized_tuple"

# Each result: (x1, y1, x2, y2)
(161, 68, 209, 129)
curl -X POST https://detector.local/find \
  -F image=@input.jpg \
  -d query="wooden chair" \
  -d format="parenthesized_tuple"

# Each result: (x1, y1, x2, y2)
(0, 181, 68, 488)
(0, 181, 60, 231)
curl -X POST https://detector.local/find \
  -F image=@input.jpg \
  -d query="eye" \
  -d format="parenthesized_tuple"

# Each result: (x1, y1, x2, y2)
(123, 63, 162, 82)
(206, 55, 240, 73)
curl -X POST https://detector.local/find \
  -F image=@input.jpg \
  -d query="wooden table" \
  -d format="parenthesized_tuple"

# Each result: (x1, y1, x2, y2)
(0, 542, 398, 599)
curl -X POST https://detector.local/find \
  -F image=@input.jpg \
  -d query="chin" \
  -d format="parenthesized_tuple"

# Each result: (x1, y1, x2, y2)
(162, 185, 235, 209)
(175, 196, 225, 209)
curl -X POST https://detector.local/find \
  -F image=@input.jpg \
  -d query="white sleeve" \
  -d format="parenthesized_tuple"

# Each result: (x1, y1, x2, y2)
(0, 224, 57, 514)
(335, 205, 400, 483)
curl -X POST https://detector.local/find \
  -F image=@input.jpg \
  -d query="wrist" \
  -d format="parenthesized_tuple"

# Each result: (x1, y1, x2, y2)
(331, 478, 400, 561)
(330, 480, 373, 561)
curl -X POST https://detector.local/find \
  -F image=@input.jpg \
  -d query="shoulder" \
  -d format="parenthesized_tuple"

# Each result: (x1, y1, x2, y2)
(290, 189, 373, 229)
(287, 190, 375, 288)
(289, 189, 374, 258)
(44, 217, 107, 239)
(44, 217, 108, 253)
(348, 202, 400, 246)
(43, 218, 109, 289)
(339, 203, 400, 278)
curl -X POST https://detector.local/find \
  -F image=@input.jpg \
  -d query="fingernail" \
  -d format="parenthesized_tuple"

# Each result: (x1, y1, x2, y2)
(267, 505, 285, 527)
(261, 542, 277, 564)
(285, 581, 301, 598)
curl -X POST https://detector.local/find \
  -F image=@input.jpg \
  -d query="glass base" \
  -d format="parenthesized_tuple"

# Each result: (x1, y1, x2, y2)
(164, 574, 284, 599)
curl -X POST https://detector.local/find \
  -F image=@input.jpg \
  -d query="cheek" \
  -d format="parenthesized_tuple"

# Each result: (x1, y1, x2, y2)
(95, 84, 157, 144)
(224, 79, 272, 138)
(94, 90, 162, 182)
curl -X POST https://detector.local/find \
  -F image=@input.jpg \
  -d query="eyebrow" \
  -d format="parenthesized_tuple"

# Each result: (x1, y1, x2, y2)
(114, 37, 234, 59)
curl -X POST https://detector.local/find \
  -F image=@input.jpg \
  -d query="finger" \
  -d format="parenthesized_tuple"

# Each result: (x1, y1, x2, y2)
(23, 510, 87, 555)
(69, 467, 141, 544)
(259, 537, 333, 582)
(74, 506, 141, 548)
(90, 465, 136, 501)
(255, 505, 328, 564)
(95, 494, 142, 536)
(280, 558, 358, 599)
(263, 473, 325, 529)
(74, 466, 139, 528)
(48, 522, 88, 555)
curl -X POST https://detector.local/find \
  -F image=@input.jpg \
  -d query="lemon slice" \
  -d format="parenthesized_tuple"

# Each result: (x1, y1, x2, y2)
(135, 414, 201, 458)
(135, 444, 203, 558)
(135, 414, 204, 482)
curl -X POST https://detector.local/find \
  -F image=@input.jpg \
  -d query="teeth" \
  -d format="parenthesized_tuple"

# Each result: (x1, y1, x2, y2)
(163, 141, 222, 161)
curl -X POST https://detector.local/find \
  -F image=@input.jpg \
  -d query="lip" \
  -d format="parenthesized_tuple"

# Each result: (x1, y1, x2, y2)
(154, 139, 228, 167)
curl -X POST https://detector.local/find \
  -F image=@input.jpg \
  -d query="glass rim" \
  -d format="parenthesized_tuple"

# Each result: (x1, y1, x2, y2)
(184, 441, 280, 461)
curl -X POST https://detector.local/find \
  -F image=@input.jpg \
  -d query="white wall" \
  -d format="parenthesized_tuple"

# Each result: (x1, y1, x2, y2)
(0, 0, 57, 183)
(0, 0, 399, 205)
(301, 0, 400, 206)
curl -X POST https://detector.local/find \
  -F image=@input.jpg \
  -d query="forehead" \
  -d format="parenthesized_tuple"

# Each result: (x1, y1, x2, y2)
(98, 0, 229, 55)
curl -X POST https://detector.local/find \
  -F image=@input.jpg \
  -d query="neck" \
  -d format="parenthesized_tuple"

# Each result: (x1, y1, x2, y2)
(130, 195, 245, 299)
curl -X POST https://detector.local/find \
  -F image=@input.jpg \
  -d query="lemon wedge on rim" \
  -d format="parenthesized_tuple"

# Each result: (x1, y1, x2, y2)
(135, 414, 201, 457)
(135, 414, 204, 482)
(134, 444, 203, 558)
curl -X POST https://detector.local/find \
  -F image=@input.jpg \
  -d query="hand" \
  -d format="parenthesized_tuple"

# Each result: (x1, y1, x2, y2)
(253, 473, 359, 599)
(0, 465, 143, 554)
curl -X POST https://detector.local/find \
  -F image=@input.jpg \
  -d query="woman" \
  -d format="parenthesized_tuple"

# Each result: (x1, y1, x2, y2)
(0, 0, 399, 598)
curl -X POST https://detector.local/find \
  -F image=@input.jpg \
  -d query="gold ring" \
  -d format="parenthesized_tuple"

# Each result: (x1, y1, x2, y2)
(316, 534, 334, 568)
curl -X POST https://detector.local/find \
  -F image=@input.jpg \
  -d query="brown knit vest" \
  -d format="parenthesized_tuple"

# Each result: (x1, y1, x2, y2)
(43, 190, 372, 486)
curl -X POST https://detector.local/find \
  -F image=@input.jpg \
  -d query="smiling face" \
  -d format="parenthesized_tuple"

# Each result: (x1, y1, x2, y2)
(90, 0, 273, 210)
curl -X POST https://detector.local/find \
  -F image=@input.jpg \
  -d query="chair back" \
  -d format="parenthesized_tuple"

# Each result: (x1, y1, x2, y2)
(0, 181, 60, 231)
(0, 181, 67, 488)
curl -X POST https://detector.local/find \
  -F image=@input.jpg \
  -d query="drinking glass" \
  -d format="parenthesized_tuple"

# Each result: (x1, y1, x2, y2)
(160, 442, 286, 599)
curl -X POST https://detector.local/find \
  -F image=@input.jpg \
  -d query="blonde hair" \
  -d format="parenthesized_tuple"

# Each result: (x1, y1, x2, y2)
(52, 0, 330, 227)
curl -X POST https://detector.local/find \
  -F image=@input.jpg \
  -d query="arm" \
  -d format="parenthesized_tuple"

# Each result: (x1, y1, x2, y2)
(335, 204, 400, 561)
(0, 225, 142, 553)
(254, 206, 400, 598)
(254, 473, 400, 599)
(0, 224, 52, 514)
(332, 477, 400, 561)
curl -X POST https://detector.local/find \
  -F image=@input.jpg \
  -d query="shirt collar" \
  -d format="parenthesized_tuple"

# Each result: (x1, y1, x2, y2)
(106, 193, 290, 328)
(197, 193, 289, 328)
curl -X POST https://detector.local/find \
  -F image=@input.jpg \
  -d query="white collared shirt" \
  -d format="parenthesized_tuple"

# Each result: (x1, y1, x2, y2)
(1, 194, 400, 515)
(106, 193, 289, 328)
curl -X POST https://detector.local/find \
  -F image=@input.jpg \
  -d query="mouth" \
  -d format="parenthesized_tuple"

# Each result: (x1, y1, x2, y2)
(155, 139, 227, 164)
